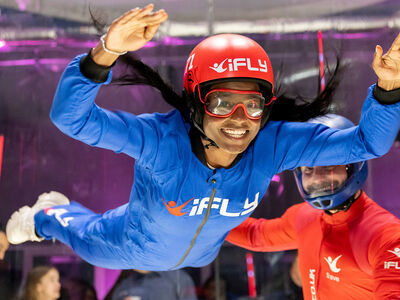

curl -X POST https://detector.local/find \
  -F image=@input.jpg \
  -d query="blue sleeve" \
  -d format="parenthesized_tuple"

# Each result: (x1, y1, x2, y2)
(270, 85, 400, 173)
(50, 54, 161, 166)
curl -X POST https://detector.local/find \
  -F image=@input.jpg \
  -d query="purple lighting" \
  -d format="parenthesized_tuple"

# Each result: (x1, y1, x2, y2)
(0, 40, 6, 48)
(15, 0, 27, 11)
(0, 58, 70, 67)
(271, 174, 284, 197)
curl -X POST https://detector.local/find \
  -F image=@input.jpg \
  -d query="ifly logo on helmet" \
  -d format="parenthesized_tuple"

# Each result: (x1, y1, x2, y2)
(209, 58, 268, 73)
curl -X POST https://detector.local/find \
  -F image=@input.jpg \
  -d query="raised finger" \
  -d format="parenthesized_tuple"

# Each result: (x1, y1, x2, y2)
(114, 7, 140, 24)
(135, 3, 155, 18)
(140, 10, 168, 25)
(388, 33, 400, 53)
(118, 7, 143, 24)
(372, 45, 384, 70)
(122, 4, 156, 24)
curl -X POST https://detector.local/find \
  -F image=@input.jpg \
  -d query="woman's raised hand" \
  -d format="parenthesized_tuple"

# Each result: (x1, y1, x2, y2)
(372, 33, 400, 91)
(105, 4, 168, 53)
(92, 4, 168, 67)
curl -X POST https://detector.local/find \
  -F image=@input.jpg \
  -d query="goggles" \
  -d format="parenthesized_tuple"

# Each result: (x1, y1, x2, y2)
(298, 166, 347, 198)
(200, 88, 274, 120)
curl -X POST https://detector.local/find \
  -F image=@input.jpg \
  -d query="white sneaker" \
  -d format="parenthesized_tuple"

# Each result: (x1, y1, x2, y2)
(6, 191, 70, 244)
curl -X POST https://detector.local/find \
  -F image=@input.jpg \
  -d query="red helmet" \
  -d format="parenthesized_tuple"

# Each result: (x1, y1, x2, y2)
(183, 34, 274, 97)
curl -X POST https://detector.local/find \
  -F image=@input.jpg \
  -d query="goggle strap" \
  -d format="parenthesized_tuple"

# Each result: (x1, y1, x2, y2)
(265, 96, 277, 106)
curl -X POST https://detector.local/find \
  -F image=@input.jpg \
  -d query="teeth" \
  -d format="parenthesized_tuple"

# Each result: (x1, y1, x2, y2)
(222, 129, 247, 137)
(223, 129, 246, 134)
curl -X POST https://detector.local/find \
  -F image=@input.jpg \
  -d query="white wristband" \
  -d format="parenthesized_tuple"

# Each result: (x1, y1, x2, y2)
(100, 34, 128, 56)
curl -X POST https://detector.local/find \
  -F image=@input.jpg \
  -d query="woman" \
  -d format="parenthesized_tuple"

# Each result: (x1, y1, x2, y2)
(6, 4, 400, 271)
(20, 266, 61, 300)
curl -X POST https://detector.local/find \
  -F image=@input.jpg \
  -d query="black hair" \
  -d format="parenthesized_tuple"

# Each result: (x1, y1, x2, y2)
(111, 54, 190, 121)
(269, 56, 342, 122)
(110, 53, 341, 127)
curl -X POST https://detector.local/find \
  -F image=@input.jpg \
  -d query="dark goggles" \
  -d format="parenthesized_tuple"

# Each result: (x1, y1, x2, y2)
(201, 88, 271, 120)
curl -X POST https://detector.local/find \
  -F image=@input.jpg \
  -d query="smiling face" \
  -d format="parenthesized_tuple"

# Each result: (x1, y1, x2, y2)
(202, 81, 262, 154)
(301, 165, 348, 196)
(36, 268, 61, 300)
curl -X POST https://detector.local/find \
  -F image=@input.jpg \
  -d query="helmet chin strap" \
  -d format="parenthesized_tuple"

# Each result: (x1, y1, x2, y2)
(204, 139, 218, 149)
(189, 94, 220, 149)
(192, 120, 219, 149)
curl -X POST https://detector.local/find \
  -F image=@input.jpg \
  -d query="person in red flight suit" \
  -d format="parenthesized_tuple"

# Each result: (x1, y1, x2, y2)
(226, 114, 400, 300)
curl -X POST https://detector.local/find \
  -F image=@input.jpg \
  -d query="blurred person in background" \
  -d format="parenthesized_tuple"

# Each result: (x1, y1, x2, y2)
(0, 222, 16, 299)
(260, 251, 302, 300)
(0, 223, 9, 260)
(20, 265, 61, 300)
(60, 277, 97, 300)
(105, 269, 197, 300)
(198, 276, 227, 300)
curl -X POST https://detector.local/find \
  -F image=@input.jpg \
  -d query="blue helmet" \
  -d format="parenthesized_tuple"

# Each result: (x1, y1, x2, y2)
(293, 114, 368, 210)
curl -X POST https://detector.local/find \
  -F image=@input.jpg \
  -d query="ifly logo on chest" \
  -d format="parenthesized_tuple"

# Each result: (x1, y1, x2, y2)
(189, 193, 259, 217)
(162, 193, 259, 217)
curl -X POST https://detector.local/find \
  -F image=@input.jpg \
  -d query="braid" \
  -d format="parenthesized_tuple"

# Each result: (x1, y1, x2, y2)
(112, 54, 189, 120)
(270, 56, 342, 122)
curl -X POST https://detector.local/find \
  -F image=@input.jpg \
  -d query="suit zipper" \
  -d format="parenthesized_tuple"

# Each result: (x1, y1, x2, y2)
(172, 180, 217, 269)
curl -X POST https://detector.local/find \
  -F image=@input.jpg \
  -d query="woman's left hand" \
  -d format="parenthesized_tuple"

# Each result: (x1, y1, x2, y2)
(372, 33, 400, 91)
